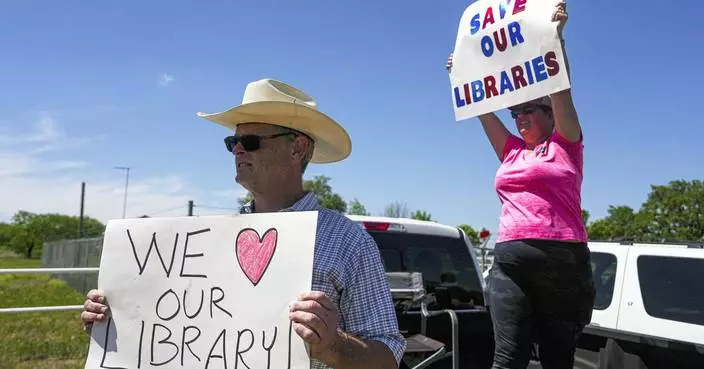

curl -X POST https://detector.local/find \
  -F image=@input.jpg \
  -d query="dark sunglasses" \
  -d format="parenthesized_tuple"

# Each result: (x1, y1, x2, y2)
(224, 132, 295, 152)
(510, 105, 551, 119)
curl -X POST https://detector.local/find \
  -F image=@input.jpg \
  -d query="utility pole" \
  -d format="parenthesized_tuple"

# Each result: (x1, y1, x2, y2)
(188, 200, 194, 216)
(79, 182, 85, 238)
(114, 166, 130, 218)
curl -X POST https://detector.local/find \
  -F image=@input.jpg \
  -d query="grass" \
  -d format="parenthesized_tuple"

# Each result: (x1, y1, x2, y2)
(0, 255, 89, 369)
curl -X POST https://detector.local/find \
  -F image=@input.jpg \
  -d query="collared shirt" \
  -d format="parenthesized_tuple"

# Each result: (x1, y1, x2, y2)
(241, 192, 406, 368)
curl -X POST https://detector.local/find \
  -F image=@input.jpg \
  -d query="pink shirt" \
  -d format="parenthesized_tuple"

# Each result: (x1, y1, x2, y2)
(494, 130, 587, 243)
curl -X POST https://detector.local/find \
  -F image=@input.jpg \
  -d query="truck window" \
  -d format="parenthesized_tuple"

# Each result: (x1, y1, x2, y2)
(637, 255, 704, 326)
(368, 231, 484, 309)
(591, 252, 617, 310)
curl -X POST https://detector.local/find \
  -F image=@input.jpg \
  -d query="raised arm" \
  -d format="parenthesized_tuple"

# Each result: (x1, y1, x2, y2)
(479, 113, 512, 161)
(549, 2, 582, 143)
(447, 53, 512, 161)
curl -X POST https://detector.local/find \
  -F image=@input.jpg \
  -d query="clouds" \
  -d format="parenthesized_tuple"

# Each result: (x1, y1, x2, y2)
(0, 113, 244, 224)
(0, 113, 90, 177)
(158, 73, 174, 86)
(0, 113, 61, 145)
(0, 174, 222, 223)
(0, 154, 88, 177)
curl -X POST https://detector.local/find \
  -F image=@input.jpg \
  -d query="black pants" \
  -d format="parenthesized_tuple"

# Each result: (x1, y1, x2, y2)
(486, 239, 596, 369)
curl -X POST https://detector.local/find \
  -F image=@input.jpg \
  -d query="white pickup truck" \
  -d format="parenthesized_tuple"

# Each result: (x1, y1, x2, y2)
(532, 241, 704, 369)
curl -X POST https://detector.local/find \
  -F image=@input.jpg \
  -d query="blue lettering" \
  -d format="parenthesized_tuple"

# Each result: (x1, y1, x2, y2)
(499, 0, 512, 19)
(470, 14, 481, 35)
(454, 86, 466, 107)
(532, 56, 548, 82)
(507, 21, 524, 46)
(499, 71, 514, 94)
(524, 61, 535, 85)
(481, 35, 494, 57)
(471, 80, 485, 102)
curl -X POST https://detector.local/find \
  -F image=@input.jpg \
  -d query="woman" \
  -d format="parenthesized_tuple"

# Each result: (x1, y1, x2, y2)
(446, 3, 596, 369)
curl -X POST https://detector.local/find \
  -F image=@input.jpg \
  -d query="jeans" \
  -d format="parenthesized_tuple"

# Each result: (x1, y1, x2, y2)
(486, 239, 596, 369)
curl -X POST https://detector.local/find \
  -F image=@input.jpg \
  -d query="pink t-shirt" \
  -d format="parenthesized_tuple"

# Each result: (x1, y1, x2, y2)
(494, 130, 587, 243)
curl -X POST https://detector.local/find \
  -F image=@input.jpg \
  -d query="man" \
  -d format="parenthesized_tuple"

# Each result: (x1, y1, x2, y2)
(80, 78, 406, 368)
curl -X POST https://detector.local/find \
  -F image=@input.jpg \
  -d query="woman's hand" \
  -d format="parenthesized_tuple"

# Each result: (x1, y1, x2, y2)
(552, 2, 568, 40)
(548, 1, 581, 143)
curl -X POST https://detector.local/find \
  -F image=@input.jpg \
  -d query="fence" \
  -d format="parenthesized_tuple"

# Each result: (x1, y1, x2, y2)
(0, 267, 98, 313)
(40, 236, 104, 295)
(0, 237, 104, 314)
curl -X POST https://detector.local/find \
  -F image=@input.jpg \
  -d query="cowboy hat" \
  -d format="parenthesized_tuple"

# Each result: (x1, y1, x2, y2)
(197, 78, 351, 164)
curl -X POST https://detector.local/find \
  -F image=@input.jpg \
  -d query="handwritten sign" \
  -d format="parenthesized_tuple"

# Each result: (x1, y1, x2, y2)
(449, 0, 570, 120)
(84, 211, 318, 369)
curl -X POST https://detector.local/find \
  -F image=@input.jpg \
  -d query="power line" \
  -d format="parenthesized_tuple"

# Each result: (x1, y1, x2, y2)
(142, 202, 240, 218)
(196, 204, 240, 211)
(149, 204, 188, 216)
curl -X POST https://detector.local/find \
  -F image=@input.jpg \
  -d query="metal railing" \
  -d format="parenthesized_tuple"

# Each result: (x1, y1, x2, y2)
(0, 267, 98, 314)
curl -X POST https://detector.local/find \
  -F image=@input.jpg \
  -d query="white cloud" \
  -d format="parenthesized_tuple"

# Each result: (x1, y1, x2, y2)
(0, 113, 241, 224)
(0, 175, 186, 222)
(0, 113, 61, 145)
(0, 113, 98, 156)
(0, 113, 90, 178)
(0, 154, 88, 177)
(158, 73, 174, 86)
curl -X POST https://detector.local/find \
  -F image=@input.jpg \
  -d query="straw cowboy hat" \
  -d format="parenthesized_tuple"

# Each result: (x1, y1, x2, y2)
(197, 78, 351, 164)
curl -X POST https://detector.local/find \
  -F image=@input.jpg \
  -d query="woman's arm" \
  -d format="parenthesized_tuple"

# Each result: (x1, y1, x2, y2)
(549, 2, 582, 143)
(479, 113, 512, 161)
(447, 53, 512, 161)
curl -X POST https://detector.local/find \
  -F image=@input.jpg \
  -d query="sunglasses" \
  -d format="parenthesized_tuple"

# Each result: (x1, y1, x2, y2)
(224, 132, 295, 153)
(510, 105, 551, 119)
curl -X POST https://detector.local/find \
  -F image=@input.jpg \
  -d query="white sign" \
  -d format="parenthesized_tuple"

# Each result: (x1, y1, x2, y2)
(84, 211, 318, 369)
(449, 0, 570, 121)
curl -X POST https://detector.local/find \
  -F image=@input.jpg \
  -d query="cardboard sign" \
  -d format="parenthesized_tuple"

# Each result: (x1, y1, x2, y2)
(84, 211, 318, 369)
(449, 0, 570, 121)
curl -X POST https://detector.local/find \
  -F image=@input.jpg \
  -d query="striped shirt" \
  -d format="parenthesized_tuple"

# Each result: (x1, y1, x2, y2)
(240, 192, 406, 367)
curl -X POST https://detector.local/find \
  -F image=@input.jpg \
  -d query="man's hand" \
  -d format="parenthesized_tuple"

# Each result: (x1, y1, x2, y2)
(289, 291, 341, 359)
(81, 289, 108, 333)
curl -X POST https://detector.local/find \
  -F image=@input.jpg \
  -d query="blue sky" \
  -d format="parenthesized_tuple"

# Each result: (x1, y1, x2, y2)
(1, 0, 702, 245)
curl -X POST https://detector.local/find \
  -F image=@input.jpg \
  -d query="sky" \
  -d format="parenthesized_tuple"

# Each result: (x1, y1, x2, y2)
(1, 0, 702, 246)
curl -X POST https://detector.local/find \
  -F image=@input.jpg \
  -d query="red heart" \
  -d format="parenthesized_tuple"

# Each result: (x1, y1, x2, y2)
(236, 228, 278, 286)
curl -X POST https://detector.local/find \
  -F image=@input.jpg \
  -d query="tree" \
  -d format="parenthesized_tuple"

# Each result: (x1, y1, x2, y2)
(606, 206, 639, 239)
(586, 218, 613, 241)
(0, 222, 15, 248)
(581, 209, 590, 226)
(384, 201, 409, 218)
(639, 180, 704, 242)
(304, 175, 347, 213)
(411, 210, 432, 221)
(237, 192, 254, 207)
(9, 211, 41, 258)
(458, 224, 480, 245)
(236, 175, 348, 213)
(586, 180, 704, 242)
(4, 211, 105, 258)
(587, 205, 641, 241)
(347, 198, 370, 216)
